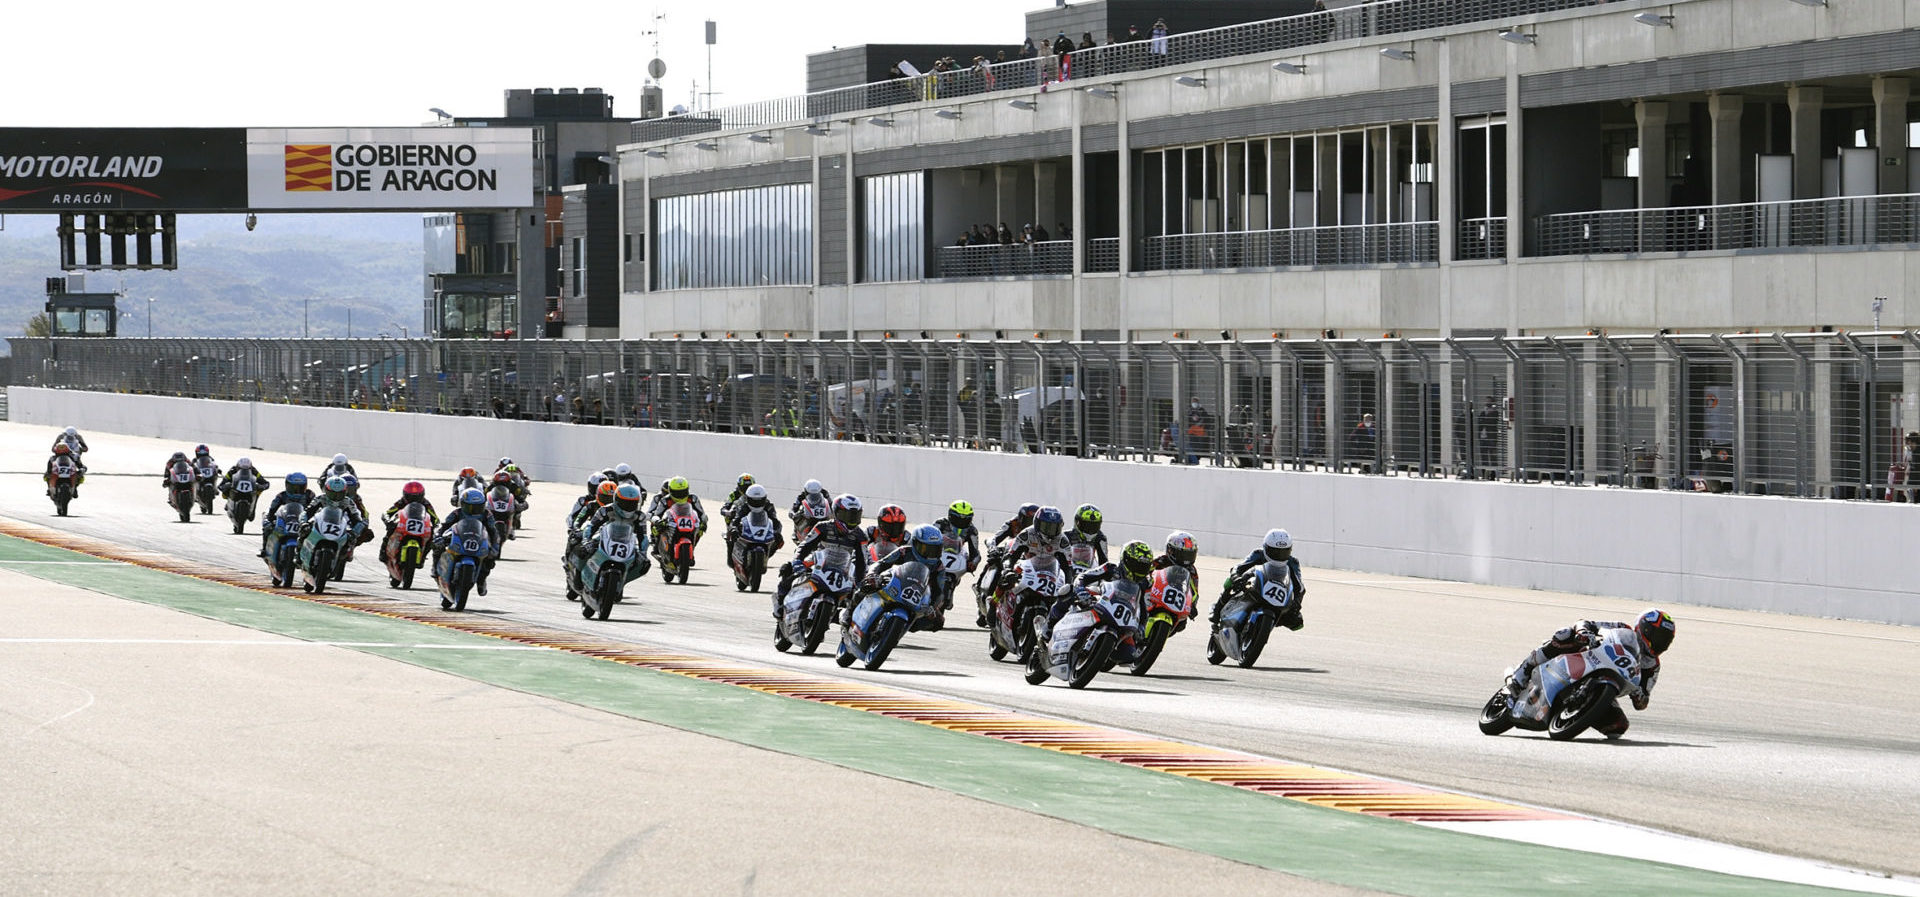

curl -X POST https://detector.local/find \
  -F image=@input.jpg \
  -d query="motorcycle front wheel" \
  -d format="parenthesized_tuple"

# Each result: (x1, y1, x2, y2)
(1068, 632, 1114, 689)
(1130, 624, 1171, 676)
(1548, 680, 1620, 741)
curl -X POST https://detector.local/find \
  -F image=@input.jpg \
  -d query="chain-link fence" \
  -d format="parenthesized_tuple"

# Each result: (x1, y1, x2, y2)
(12, 331, 1920, 500)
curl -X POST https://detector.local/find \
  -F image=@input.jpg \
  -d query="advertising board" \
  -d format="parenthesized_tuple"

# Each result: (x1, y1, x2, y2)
(246, 128, 535, 210)
(0, 128, 247, 211)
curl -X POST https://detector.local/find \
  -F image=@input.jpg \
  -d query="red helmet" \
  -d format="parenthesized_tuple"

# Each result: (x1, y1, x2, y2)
(458, 467, 478, 480)
(402, 481, 425, 499)
(877, 504, 908, 538)
(493, 470, 513, 484)
(52, 443, 71, 455)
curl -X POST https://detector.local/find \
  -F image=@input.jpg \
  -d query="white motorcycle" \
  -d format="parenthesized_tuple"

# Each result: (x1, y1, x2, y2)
(1479, 627, 1646, 741)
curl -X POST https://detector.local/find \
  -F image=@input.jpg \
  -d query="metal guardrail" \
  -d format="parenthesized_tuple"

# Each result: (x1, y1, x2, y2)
(1534, 194, 1920, 257)
(1087, 238, 1120, 274)
(13, 330, 1920, 502)
(934, 241, 1072, 279)
(1457, 217, 1507, 261)
(1139, 222, 1437, 271)
(632, 0, 1626, 144)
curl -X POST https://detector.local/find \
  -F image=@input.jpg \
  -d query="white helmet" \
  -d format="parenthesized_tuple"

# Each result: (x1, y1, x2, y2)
(803, 479, 823, 495)
(1262, 528, 1293, 563)
(587, 472, 607, 489)
(64, 426, 77, 437)
(236, 457, 253, 468)
(744, 484, 769, 502)
(614, 462, 633, 477)
(332, 453, 348, 466)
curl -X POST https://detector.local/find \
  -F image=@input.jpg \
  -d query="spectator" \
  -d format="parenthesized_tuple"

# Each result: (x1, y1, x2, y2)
(955, 231, 972, 247)
(1053, 31, 1075, 79)
(1020, 223, 1038, 246)
(1078, 31, 1096, 50)
(996, 50, 1008, 63)
(973, 55, 995, 90)
(1187, 396, 1214, 463)
(1898, 431, 1920, 502)
(1474, 397, 1505, 477)
(1019, 37, 1037, 59)
(1032, 222, 1052, 242)
(997, 222, 1014, 245)
(1350, 412, 1378, 472)
(490, 396, 508, 418)
(1057, 220, 1071, 239)
(1149, 18, 1170, 61)
(1308, 1, 1335, 45)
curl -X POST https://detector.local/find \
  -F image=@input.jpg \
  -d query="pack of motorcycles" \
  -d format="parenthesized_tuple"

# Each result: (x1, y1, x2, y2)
(78, 448, 1637, 738)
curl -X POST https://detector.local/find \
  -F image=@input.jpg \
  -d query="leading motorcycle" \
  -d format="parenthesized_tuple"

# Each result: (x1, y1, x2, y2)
(195, 459, 221, 515)
(1024, 578, 1139, 689)
(834, 561, 933, 671)
(265, 504, 304, 588)
(570, 518, 644, 620)
(1207, 560, 1295, 668)
(298, 504, 354, 594)
(1479, 627, 1646, 741)
(47, 456, 82, 517)
(435, 516, 491, 611)
(775, 546, 855, 655)
(225, 476, 260, 534)
(167, 463, 197, 523)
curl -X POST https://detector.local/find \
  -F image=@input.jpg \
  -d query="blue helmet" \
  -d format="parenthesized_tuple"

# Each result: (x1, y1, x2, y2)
(910, 523, 944, 563)
(285, 472, 308, 490)
(460, 487, 486, 513)
(1033, 505, 1065, 540)
(340, 474, 359, 494)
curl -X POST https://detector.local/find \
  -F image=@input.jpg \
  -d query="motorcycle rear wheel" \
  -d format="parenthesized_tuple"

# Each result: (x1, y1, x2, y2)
(1478, 690, 1517, 736)
(1548, 680, 1620, 741)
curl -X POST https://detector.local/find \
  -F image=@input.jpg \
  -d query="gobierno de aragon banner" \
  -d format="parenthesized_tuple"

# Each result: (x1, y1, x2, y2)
(246, 127, 535, 210)
(0, 128, 248, 211)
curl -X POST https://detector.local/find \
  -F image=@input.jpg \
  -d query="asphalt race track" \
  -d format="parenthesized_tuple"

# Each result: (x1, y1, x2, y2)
(5, 422, 1916, 882)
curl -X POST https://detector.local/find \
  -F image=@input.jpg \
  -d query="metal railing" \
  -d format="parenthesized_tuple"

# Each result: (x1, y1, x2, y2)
(1087, 238, 1120, 274)
(933, 241, 1072, 279)
(1139, 222, 1437, 271)
(1534, 194, 1920, 257)
(14, 328, 1920, 502)
(633, 0, 1630, 144)
(1457, 216, 1507, 261)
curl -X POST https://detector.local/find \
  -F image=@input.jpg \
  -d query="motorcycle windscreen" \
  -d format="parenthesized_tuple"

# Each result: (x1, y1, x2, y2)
(1258, 562, 1294, 609)
(1068, 541, 1098, 567)
(741, 510, 774, 541)
(171, 465, 195, 484)
(450, 518, 488, 556)
(599, 522, 638, 562)
(884, 562, 931, 609)
(275, 506, 303, 533)
(1153, 566, 1192, 615)
(311, 507, 351, 542)
(1103, 580, 1143, 631)
(233, 477, 255, 493)
(400, 502, 432, 536)
(1020, 557, 1063, 596)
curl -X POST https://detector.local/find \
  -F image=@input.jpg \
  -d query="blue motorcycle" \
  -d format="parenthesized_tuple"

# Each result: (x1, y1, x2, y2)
(435, 517, 492, 611)
(835, 561, 933, 671)
(264, 504, 304, 588)
(1207, 560, 1295, 667)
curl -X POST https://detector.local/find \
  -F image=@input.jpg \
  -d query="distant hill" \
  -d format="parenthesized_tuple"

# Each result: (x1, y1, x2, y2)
(0, 213, 427, 345)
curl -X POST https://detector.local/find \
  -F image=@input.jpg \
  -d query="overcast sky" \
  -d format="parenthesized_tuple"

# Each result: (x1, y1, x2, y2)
(7, 0, 1047, 127)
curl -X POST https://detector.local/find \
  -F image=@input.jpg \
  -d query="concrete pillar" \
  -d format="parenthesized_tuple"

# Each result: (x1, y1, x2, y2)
(1117, 97, 1131, 277)
(1070, 92, 1085, 340)
(1788, 85, 1824, 200)
(1813, 341, 1833, 496)
(1874, 76, 1911, 196)
(1505, 47, 1523, 335)
(1708, 93, 1745, 206)
(1637, 100, 1670, 209)
(1437, 39, 1454, 467)
(1034, 161, 1060, 234)
(995, 166, 1020, 227)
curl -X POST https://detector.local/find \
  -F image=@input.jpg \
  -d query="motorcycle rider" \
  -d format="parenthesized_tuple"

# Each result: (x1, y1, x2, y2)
(723, 483, 784, 558)
(604, 463, 644, 492)
(864, 504, 910, 561)
(260, 473, 315, 558)
(651, 477, 708, 550)
(789, 479, 831, 541)
(720, 473, 757, 515)
(452, 466, 485, 503)
(645, 478, 674, 519)
(161, 450, 192, 484)
(858, 523, 952, 619)
(574, 484, 649, 576)
(323, 453, 356, 481)
(1046, 539, 1156, 639)
(191, 443, 219, 481)
(994, 505, 1072, 602)
(1154, 531, 1201, 593)
(780, 495, 869, 619)
(338, 475, 375, 543)
(566, 473, 610, 548)
(435, 487, 503, 596)
(379, 481, 441, 564)
(53, 426, 89, 457)
(933, 500, 983, 609)
(1213, 529, 1306, 630)
(302, 474, 370, 552)
(984, 502, 1041, 585)
(218, 457, 270, 503)
(1508, 609, 1675, 738)
(44, 442, 86, 497)
(1065, 504, 1110, 568)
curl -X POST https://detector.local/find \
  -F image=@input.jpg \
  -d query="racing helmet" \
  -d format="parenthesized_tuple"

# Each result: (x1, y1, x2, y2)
(1073, 503, 1103, 536)
(612, 462, 633, 479)
(803, 479, 824, 496)
(1120, 540, 1155, 581)
(743, 484, 770, 509)
(877, 504, 908, 538)
(833, 494, 863, 527)
(596, 481, 619, 506)
(194, 444, 210, 456)
(458, 467, 478, 480)
(493, 470, 514, 485)
(668, 477, 691, 500)
(910, 524, 945, 563)
(586, 472, 608, 493)
(1016, 502, 1040, 523)
(332, 453, 349, 467)
(52, 443, 71, 456)
(236, 457, 252, 469)
(340, 474, 360, 495)
(402, 481, 425, 500)
(947, 500, 974, 529)
(498, 457, 513, 468)
(64, 426, 78, 437)
(1636, 609, 1676, 655)
(322, 476, 349, 500)
(170, 451, 188, 463)
(1164, 531, 1198, 567)
(459, 488, 486, 515)
(285, 472, 308, 490)
(735, 473, 755, 492)
(1262, 528, 1293, 563)
(614, 484, 643, 514)
(1033, 506, 1065, 540)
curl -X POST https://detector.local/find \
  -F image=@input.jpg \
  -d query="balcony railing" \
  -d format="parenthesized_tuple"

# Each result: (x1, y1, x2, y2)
(1087, 238, 1120, 274)
(1534, 194, 1920, 257)
(633, 0, 1623, 144)
(1457, 216, 1507, 261)
(1139, 222, 1437, 271)
(934, 241, 1072, 279)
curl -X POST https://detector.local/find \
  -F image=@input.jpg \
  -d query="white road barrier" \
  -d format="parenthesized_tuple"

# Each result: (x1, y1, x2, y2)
(12, 386, 1917, 626)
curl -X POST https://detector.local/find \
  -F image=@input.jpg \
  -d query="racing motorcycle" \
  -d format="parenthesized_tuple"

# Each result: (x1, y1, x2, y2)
(265, 504, 304, 588)
(730, 508, 779, 592)
(1065, 539, 1101, 580)
(435, 516, 491, 611)
(775, 545, 856, 655)
(835, 561, 932, 671)
(298, 504, 354, 594)
(1025, 578, 1139, 689)
(654, 503, 702, 584)
(1207, 560, 1296, 668)
(986, 553, 1067, 664)
(195, 459, 221, 515)
(1479, 626, 1646, 741)
(1124, 565, 1194, 676)
(225, 476, 260, 534)
(383, 501, 434, 590)
(791, 494, 829, 547)
(47, 456, 82, 517)
(487, 482, 519, 542)
(167, 462, 197, 523)
(570, 518, 643, 621)
(924, 531, 969, 632)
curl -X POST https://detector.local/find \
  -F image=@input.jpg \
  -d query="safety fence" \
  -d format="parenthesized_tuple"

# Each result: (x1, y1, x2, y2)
(1533, 194, 1920, 257)
(11, 330, 1920, 500)
(631, 0, 1640, 144)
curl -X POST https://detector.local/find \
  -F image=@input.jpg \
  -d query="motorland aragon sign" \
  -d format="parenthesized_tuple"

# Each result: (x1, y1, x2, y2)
(246, 127, 534, 210)
(0, 128, 247, 211)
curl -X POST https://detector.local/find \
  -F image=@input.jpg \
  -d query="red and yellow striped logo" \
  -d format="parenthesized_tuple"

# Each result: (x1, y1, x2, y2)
(284, 145, 331, 192)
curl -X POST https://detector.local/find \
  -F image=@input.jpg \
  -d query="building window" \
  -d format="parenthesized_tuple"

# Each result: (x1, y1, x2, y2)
(654, 183, 814, 290)
(861, 172, 925, 283)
